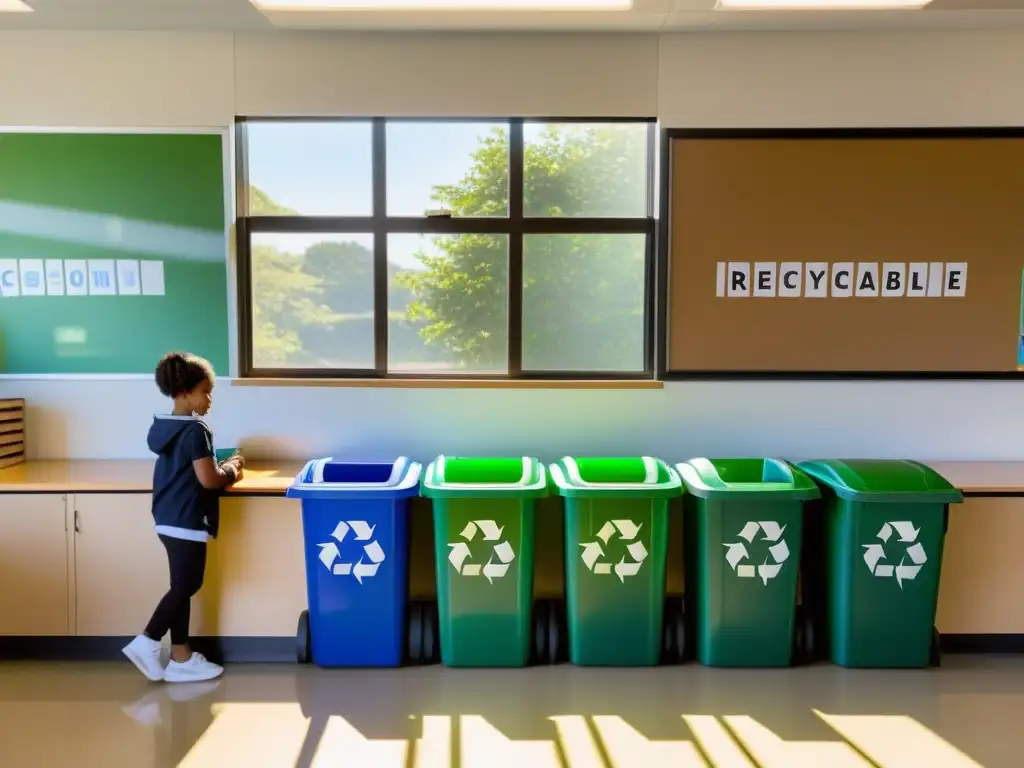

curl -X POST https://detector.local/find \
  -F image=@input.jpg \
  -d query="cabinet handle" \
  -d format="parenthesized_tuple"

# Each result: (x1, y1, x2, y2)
(74, 509, 80, 533)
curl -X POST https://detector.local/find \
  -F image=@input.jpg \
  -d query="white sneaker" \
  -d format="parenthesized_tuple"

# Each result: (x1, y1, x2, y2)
(164, 653, 224, 683)
(122, 635, 165, 682)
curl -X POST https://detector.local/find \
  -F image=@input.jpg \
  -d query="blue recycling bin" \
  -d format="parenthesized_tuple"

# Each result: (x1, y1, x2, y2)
(286, 456, 421, 667)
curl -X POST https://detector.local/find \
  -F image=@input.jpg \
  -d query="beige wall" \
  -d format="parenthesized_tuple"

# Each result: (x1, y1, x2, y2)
(235, 32, 659, 117)
(3, 29, 1024, 464)
(0, 31, 234, 127)
(657, 30, 1024, 127)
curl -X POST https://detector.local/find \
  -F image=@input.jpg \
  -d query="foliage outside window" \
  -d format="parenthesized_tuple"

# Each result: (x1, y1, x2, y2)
(237, 118, 655, 378)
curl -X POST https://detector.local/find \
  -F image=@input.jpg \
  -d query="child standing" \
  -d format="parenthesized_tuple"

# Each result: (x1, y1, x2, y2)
(122, 352, 244, 683)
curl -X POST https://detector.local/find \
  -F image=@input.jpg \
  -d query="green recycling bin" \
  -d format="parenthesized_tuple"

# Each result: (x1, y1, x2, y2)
(422, 456, 547, 667)
(676, 458, 820, 667)
(550, 456, 682, 666)
(798, 459, 963, 668)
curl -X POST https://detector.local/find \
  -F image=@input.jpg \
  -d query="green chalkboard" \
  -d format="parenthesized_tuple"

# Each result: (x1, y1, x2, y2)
(0, 132, 228, 374)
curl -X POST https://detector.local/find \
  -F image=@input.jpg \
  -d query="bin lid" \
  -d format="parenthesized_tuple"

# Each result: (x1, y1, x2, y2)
(676, 458, 820, 501)
(422, 456, 548, 499)
(550, 456, 682, 499)
(797, 459, 964, 504)
(286, 456, 422, 500)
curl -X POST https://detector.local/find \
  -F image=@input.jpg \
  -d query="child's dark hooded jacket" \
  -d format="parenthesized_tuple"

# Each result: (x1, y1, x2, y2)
(146, 415, 219, 539)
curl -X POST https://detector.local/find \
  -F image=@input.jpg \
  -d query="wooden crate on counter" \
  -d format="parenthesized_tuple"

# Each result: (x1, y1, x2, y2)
(0, 399, 24, 469)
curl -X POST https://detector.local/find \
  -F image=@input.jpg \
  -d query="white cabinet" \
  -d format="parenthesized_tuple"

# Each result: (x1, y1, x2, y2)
(195, 496, 306, 637)
(0, 491, 306, 638)
(0, 494, 69, 636)
(72, 493, 167, 636)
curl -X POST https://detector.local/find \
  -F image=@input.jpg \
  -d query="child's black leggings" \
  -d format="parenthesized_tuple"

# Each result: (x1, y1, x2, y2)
(144, 535, 207, 646)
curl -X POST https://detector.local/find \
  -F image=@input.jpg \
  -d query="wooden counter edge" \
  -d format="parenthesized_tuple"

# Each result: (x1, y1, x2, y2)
(0, 460, 301, 495)
(2, 459, 1024, 495)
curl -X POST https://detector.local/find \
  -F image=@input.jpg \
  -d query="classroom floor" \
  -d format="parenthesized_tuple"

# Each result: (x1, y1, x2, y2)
(0, 656, 1017, 767)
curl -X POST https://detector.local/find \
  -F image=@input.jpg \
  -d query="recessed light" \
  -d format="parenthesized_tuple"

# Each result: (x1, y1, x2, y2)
(252, 0, 632, 9)
(716, 0, 932, 9)
(0, 0, 33, 12)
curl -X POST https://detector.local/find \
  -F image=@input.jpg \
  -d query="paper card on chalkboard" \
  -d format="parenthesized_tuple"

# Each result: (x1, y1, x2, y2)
(18, 259, 45, 296)
(0, 259, 19, 297)
(116, 260, 141, 295)
(45, 260, 64, 296)
(87, 260, 116, 296)
(65, 260, 88, 296)
(140, 260, 165, 296)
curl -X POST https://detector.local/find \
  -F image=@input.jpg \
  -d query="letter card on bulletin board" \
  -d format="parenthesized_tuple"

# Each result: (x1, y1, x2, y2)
(0, 132, 228, 374)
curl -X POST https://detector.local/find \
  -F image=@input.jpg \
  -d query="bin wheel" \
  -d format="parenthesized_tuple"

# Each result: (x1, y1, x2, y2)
(930, 626, 941, 668)
(662, 597, 686, 665)
(296, 610, 311, 664)
(802, 612, 815, 663)
(532, 599, 550, 665)
(407, 602, 424, 666)
(547, 599, 565, 665)
(421, 601, 439, 665)
(793, 605, 815, 665)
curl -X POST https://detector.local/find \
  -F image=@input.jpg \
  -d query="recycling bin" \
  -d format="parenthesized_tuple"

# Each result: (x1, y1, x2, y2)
(797, 459, 963, 668)
(286, 456, 421, 668)
(550, 456, 682, 666)
(676, 458, 820, 667)
(422, 456, 548, 667)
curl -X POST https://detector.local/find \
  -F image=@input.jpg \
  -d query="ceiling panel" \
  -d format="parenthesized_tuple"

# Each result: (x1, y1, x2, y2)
(0, 0, 1022, 30)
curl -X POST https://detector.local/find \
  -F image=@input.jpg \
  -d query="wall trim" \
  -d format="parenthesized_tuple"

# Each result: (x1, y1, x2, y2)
(0, 636, 295, 664)
(0, 633, 1019, 664)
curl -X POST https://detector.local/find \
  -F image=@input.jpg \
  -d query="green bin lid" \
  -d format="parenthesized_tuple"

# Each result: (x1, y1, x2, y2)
(797, 459, 963, 504)
(549, 456, 683, 499)
(676, 458, 820, 501)
(422, 456, 548, 499)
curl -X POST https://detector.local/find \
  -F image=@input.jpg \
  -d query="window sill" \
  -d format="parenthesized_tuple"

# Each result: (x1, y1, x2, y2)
(229, 378, 662, 390)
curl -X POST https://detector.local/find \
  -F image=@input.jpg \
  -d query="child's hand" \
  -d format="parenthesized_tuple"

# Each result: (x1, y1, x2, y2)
(223, 453, 245, 469)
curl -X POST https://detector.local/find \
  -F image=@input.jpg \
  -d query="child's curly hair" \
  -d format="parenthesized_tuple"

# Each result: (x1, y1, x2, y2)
(154, 352, 215, 398)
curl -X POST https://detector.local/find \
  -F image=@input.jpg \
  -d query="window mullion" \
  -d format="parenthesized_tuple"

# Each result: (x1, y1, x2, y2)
(372, 118, 388, 376)
(508, 119, 524, 377)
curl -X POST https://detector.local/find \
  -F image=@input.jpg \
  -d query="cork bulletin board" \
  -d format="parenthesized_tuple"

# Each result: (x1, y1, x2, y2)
(663, 130, 1024, 376)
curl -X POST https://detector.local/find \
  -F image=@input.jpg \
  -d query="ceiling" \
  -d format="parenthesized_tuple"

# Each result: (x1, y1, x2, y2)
(1, 0, 1023, 32)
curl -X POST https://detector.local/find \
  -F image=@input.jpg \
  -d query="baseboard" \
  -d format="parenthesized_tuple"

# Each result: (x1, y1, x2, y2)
(0, 636, 295, 664)
(1, 633, 1020, 664)
(941, 634, 1024, 654)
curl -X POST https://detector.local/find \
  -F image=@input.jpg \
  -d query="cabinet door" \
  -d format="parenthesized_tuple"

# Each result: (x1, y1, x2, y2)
(0, 494, 69, 635)
(194, 497, 306, 637)
(73, 494, 167, 636)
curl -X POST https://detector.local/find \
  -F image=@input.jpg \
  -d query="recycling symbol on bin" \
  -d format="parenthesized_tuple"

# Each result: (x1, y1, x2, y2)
(723, 521, 789, 585)
(579, 519, 648, 583)
(317, 520, 386, 584)
(862, 521, 927, 589)
(447, 520, 516, 584)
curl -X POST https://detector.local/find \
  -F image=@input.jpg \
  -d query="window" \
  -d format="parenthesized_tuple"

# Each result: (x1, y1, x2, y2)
(237, 118, 655, 379)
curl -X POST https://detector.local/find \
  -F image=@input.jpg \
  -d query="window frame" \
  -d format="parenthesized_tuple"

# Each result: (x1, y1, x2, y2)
(235, 116, 658, 380)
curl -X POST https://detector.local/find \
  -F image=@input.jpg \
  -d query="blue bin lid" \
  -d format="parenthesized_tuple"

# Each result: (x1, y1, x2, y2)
(286, 456, 422, 501)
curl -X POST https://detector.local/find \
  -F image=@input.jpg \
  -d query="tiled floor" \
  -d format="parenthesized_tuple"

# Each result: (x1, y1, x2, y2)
(0, 656, 1018, 767)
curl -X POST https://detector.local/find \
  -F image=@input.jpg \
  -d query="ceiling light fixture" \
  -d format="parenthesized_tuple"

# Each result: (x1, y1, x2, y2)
(716, 0, 933, 9)
(252, 0, 632, 10)
(0, 0, 33, 12)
